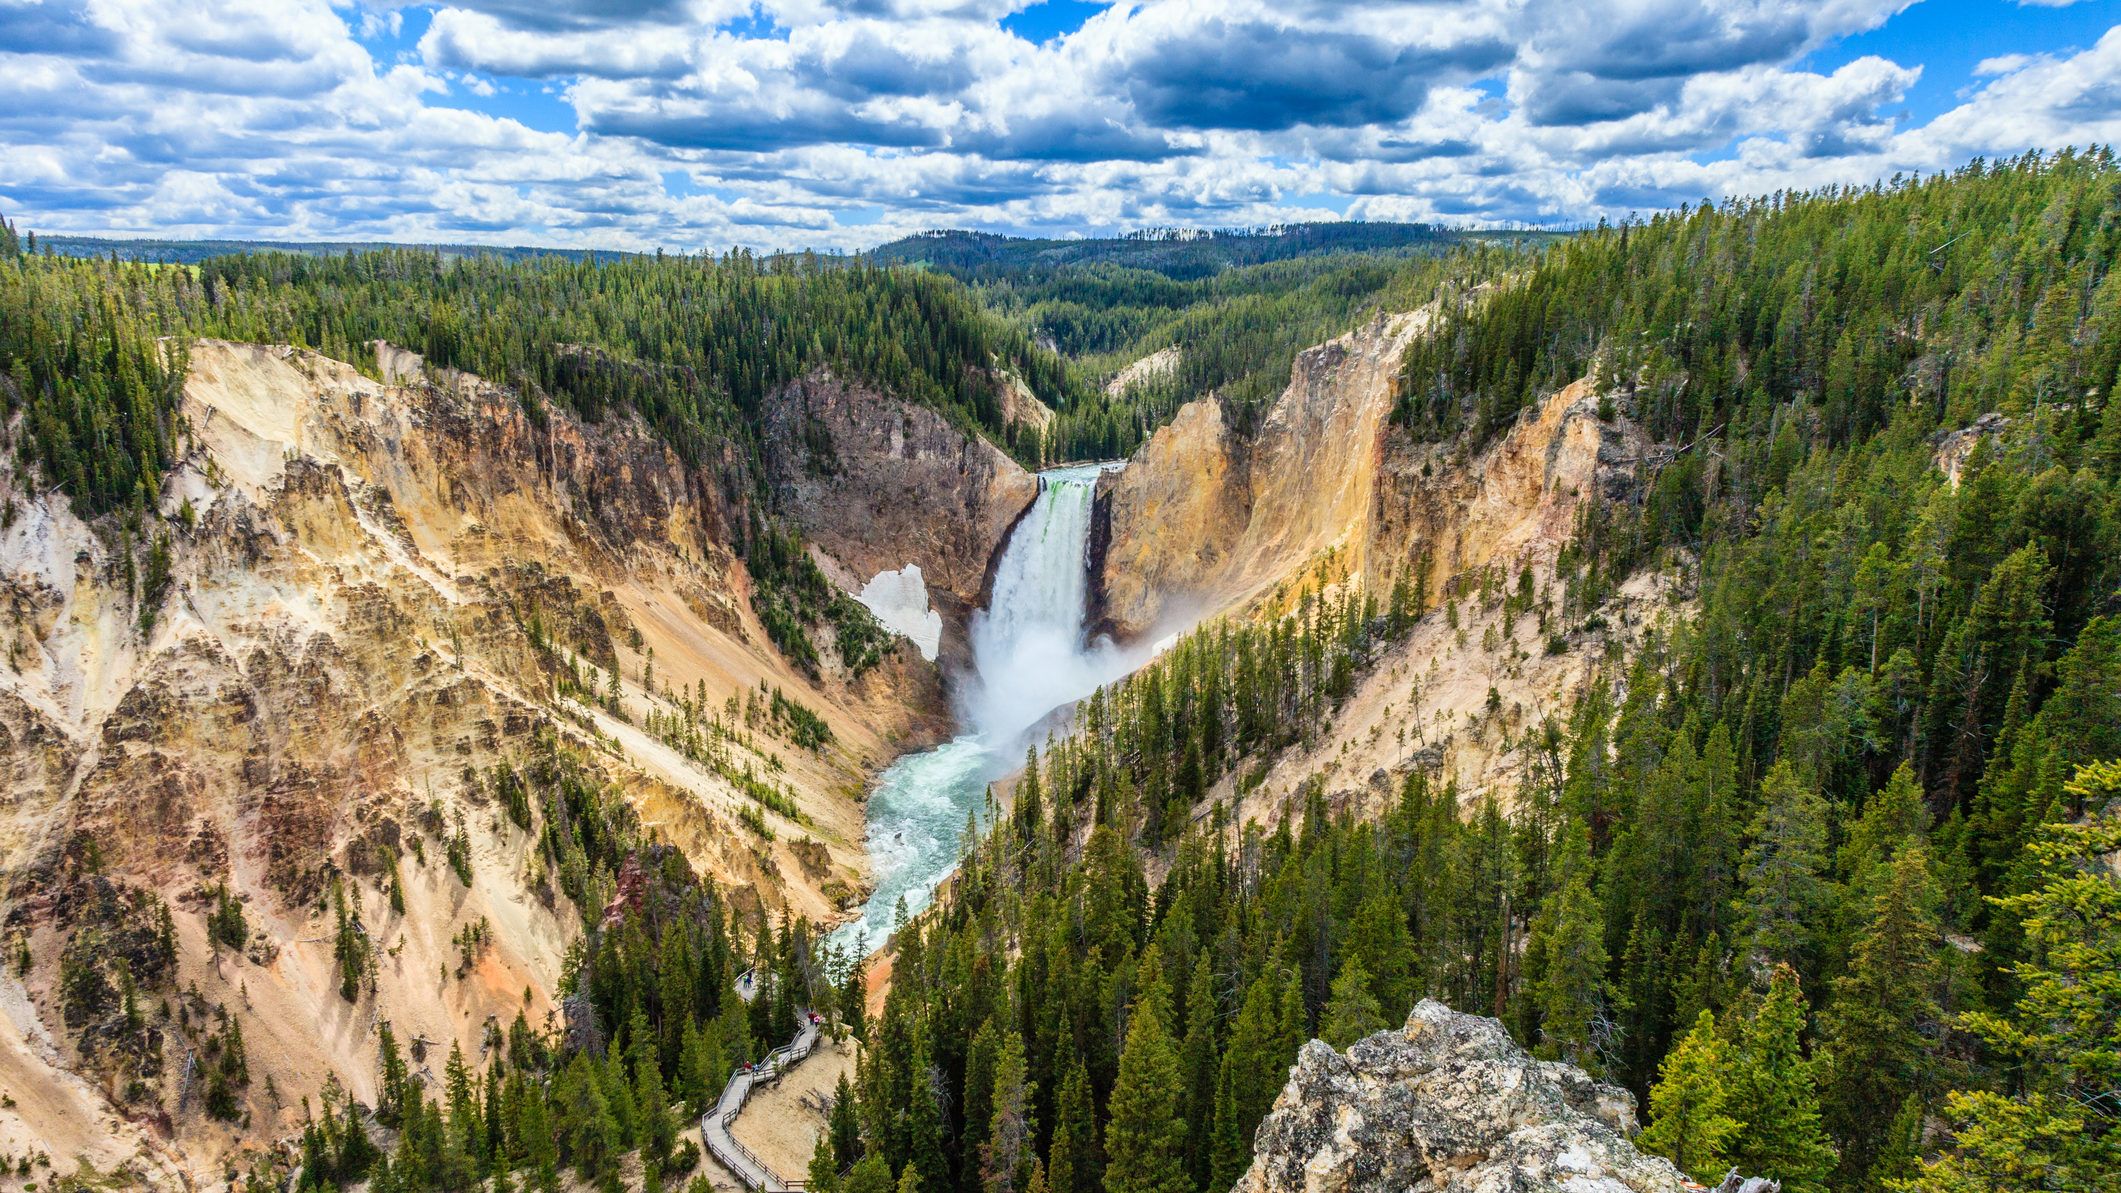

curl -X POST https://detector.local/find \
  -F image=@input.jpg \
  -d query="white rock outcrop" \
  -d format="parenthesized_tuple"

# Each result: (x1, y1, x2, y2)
(1237, 1000, 1772, 1193)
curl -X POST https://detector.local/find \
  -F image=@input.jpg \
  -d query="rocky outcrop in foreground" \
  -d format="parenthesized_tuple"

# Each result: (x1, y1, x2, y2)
(1238, 1000, 1777, 1193)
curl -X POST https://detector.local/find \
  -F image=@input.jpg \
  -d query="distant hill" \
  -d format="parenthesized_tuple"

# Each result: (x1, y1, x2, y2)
(865, 222, 1478, 280)
(32, 233, 632, 265)
(28, 221, 1510, 275)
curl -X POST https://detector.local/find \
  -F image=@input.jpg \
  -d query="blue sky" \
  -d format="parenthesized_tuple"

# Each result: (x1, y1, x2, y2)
(2, 0, 2117, 251)
(1811, 0, 2114, 122)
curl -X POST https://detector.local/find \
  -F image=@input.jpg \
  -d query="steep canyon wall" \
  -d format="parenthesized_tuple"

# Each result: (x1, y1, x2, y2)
(1096, 312, 1675, 812)
(0, 342, 1031, 1181)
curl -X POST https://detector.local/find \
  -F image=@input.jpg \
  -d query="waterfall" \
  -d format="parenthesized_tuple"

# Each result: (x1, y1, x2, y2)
(826, 462, 1129, 958)
(965, 463, 1119, 746)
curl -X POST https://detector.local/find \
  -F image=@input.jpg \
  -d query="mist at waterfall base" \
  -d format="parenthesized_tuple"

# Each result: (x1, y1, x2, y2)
(824, 464, 1149, 959)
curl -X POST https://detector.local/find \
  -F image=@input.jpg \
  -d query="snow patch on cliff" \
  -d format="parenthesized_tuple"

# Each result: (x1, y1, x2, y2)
(858, 565, 943, 661)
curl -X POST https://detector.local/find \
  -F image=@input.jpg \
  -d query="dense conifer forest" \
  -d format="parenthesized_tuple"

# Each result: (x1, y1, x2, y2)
(847, 151, 2121, 1193)
(865, 222, 1464, 281)
(6, 152, 2120, 1193)
(32, 234, 621, 267)
(883, 228, 1545, 463)
(977, 252, 1479, 461)
(0, 231, 1072, 519)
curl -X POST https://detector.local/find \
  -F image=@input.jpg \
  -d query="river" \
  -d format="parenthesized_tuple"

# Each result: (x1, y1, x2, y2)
(824, 463, 1135, 958)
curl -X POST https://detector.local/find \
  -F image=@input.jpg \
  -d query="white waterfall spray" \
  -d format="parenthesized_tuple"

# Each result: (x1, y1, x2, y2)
(827, 462, 1135, 957)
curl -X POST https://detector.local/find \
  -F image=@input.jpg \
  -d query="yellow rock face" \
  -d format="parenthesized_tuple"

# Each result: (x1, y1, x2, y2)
(0, 340, 991, 1182)
(1096, 310, 1429, 639)
(1099, 310, 1680, 817)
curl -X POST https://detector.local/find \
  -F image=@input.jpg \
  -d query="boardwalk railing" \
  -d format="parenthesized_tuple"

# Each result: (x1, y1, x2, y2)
(699, 1011, 820, 1192)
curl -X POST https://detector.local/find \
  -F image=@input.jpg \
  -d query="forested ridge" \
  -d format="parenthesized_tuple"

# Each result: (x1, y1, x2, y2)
(0, 224, 1074, 672)
(978, 252, 1486, 461)
(33, 232, 622, 267)
(866, 222, 1464, 281)
(0, 230, 1071, 519)
(1397, 150, 2121, 456)
(872, 222, 1545, 463)
(841, 150, 2121, 1193)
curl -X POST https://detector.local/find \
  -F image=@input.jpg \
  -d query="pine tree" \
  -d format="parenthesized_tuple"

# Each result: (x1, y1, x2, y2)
(445, 1041, 484, 1168)
(961, 1021, 1000, 1191)
(601, 1043, 638, 1149)
(1838, 764, 1929, 898)
(341, 1084, 381, 1181)
(1275, 962, 1307, 1057)
(980, 1032, 1034, 1193)
(633, 1007, 677, 1164)
(1045, 1045, 1100, 1193)
(810, 1135, 843, 1193)
(1740, 763, 1830, 979)
(377, 1021, 410, 1129)
(1179, 955, 1220, 1188)
(518, 1081, 559, 1193)
(1528, 840, 1610, 1073)
(1320, 957, 1386, 1048)
(1687, 722, 1743, 943)
(1207, 1057, 1248, 1190)
(1348, 885, 1414, 1018)
(830, 1072, 864, 1169)
(842, 948, 869, 1042)
(1866, 1096, 1924, 1192)
(1907, 766, 2121, 1192)
(484, 1062, 507, 1176)
(1729, 967, 1836, 1193)
(556, 1052, 622, 1184)
(905, 1030, 948, 1192)
(679, 1019, 716, 1113)
(1104, 980, 1190, 1193)
(1820, 848, 1944, 1188)
(841, 1154, 894, 1193)
(1211, 961, 1297, 1186)
(1638, 1010, 1741, 1182)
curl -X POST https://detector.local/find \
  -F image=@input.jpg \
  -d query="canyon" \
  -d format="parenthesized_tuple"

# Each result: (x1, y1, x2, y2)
(3, 307, 1671, 1188)
(0, 340, 1043, 1182)
(1095, 313, 1669, 810)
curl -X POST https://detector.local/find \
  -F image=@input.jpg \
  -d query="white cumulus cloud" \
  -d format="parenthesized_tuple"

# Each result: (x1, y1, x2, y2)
(0, 0, 2113, 249)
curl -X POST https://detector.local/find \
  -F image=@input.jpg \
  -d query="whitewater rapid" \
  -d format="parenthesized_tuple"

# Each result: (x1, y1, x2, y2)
(825, 463, 1133, 958)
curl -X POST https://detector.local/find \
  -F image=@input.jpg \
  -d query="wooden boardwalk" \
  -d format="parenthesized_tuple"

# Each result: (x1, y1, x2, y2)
(700, 1009, 820, 1192)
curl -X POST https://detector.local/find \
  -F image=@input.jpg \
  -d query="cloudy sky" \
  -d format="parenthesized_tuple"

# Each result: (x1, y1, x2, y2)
(2, 0, 2118, 251)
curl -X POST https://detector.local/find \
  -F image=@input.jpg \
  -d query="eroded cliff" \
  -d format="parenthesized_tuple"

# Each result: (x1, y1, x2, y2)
(1227, 378, 1677, 816)
(1100, 313, 1677, 810)
(0, 341, 984, 1182)
(1096, 310, 1427, 640)
(760, 369, 1040, 657)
